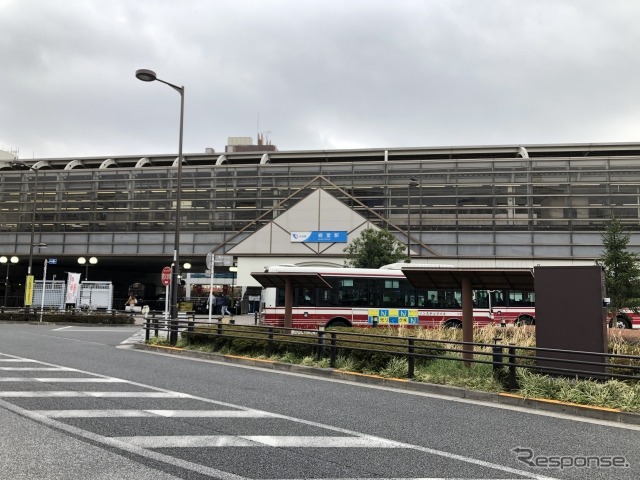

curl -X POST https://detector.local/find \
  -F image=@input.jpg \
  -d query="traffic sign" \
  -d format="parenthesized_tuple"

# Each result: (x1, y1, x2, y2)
(161, 266, 172, 286)
(48, 258, 57, 264)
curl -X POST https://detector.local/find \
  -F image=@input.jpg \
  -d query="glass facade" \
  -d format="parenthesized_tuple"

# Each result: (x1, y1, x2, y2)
(2, 144, 640, 265)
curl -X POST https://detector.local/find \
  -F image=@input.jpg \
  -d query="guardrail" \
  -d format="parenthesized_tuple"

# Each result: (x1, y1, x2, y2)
(143, 318, 640, 386)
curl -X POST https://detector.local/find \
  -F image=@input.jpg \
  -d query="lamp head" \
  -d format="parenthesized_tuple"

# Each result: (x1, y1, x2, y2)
(135, 69, 157, 82)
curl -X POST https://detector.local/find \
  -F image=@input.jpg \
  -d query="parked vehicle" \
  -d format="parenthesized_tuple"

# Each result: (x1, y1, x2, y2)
(258, 265, 535, 329)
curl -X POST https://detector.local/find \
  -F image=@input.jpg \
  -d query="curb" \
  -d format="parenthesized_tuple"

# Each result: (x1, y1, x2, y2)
(133, 343, 640, 426)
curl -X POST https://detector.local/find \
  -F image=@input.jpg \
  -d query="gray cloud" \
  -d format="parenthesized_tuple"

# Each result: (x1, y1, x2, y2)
(1, 0, 639, 159)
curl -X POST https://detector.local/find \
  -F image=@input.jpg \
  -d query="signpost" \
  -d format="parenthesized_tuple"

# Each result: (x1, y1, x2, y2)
(161, 266, 171, 319)
(206, 254, 214, 323)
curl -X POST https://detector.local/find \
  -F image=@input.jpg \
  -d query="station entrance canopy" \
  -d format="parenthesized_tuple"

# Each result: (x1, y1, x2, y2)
(402, 266, 534, 362)
(400, 267, 534, 290)
(251, 266, 534, 358)
(251, 271, 332, 328)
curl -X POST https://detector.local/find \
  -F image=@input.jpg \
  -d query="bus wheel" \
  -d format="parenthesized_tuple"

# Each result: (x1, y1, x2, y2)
(515, 316, 535, 326)
(612, 317, 630, 329)
(328, 319, 350, 328)
(444, 320, 462, 329)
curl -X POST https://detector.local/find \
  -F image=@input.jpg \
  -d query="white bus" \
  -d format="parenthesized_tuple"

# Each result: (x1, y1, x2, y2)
(258, 265, 535, 329)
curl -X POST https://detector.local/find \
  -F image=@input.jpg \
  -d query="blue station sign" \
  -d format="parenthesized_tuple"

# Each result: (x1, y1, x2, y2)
(290, 231, 348, 243)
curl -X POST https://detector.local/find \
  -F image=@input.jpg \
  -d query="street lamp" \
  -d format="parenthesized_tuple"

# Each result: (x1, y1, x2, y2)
(11, 161, 47, 309)
(1, 256, 19, 307)
(136, 68, 184, 324)
(407, 177, 419, 259)
(77, 256, 98, 280)
(229, 265, 238, 321)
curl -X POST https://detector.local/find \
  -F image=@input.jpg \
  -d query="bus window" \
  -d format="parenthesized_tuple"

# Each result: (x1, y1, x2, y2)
(473, 290, 489, 308)
(296, 287, 315, 306)
(508, 290, 535, 307)
(490, 290, 506, 308)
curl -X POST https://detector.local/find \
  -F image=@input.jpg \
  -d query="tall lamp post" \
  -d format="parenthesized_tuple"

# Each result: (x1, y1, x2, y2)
(407, 177, 419, 259)
(11, 161, 47, 309)
(77, 256, 98, 280)
(1, 256, 19, 307)
(136, 68, 184, 326)
(229, 265, 238, 322)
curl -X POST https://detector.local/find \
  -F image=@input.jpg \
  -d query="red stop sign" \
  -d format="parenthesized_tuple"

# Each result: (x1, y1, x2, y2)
(161, 266, 172, 286)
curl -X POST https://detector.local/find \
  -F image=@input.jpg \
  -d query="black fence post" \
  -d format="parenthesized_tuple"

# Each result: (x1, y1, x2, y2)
(169, 319, 178, 346)
(508, 344, 518, 391)
(145, 315, 150, 342)
(492, 337, 503, 375)
(254, 311, 258, 325)
(187, 314, 195, 333)
(268, 327, 274, 356)
(317, 327, 325, 361)
(407, 337, 415, 379)
(330, 332, 337, 368)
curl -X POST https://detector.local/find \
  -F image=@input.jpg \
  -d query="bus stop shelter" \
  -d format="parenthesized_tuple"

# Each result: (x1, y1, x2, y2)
(251, 271, 332, 328)
(401, 266, 534, 362)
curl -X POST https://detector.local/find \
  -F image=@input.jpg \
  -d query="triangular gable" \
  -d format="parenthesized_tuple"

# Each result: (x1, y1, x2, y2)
(229, 189, 379, 255)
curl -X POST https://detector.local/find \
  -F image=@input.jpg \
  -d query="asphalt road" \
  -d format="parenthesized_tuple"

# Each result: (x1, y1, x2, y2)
(0, 322, 638, 480)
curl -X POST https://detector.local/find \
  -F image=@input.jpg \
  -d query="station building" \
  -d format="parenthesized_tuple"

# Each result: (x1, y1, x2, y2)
(1, 141, 639, 307)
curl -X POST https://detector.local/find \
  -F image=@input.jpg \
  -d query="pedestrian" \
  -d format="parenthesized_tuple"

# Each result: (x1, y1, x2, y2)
(215, 293, 223, 315)
(126, 294, 137, 310)
(221, 294, 231, 316)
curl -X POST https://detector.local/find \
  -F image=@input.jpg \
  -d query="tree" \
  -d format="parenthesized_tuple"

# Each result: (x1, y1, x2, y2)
(596, 218, 640, 318)
(344, 228, 408, 268)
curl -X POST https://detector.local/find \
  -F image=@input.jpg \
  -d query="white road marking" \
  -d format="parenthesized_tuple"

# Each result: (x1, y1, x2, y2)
(0, 391, 190, 398)
(0, 359, 38, 362)
(147, 409, 277, 418)
(0, 397, 249, 480)
(145, 349, 640, 432)
(0, 367, 76, 371)
(116, 435, 260, 448)
(0, 351, 559, 480)
(0, 377, 128, 383)
(34, 409, 276, 418)
(242, 435, 403, 448)
(114, 435, 404, 449)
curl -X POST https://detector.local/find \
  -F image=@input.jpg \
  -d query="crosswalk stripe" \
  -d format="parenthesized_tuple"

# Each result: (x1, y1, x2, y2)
(0, 377, 128, 383)
(114, 435, 257, 448)
(0, 367, 76, 371)
(241, 436, 403, 448)
(112, 435, 403, 449)
(0, 391, 191, 398)
(34, 409, 276, 418)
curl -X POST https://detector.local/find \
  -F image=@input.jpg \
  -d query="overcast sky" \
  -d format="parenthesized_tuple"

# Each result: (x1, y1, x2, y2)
(2, 0, 640, 159)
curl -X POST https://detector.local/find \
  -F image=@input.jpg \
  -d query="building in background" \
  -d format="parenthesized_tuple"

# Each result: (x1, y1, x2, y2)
(1, 141, 638, 307)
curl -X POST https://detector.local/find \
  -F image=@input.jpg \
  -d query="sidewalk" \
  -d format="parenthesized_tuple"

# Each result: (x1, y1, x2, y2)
(131, 313, 258, 326)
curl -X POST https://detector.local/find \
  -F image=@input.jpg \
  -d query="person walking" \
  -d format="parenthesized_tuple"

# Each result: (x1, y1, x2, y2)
(221, 294, 232, 316)
(215, 293, 223, 315)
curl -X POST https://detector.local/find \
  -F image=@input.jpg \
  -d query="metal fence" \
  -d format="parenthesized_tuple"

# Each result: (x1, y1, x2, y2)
(143, 318, 640, 386)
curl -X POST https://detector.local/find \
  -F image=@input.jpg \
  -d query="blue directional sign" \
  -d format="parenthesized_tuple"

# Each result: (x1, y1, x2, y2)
(48, 258, 57, 265)
(291, 231, 348, 243)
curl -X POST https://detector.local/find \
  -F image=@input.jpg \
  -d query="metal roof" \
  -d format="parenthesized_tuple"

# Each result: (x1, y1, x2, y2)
(401, 267, 534, 290)
(250, 271, 332, 289)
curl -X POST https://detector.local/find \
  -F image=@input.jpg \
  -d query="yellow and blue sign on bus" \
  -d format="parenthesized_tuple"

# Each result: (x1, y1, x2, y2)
(368, 308, 419, 325)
